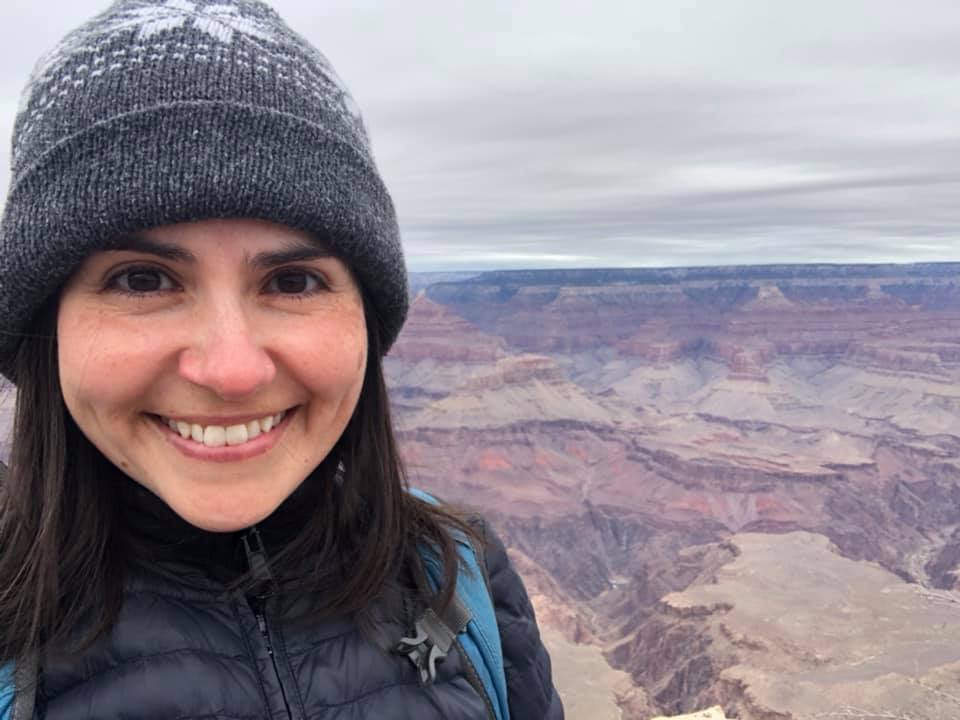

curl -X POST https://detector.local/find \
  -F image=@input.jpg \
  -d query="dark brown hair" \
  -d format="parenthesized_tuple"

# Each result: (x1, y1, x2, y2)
(0, 295, 473, 662)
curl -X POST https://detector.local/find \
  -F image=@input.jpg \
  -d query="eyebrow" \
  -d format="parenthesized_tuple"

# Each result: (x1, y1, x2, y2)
(107, 234, 195, 262)
(107, 232, 334, 268)
(249, 244, 334, 269)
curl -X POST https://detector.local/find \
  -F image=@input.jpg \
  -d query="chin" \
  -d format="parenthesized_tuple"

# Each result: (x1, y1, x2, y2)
(173, 495, 281, 534)
(188, 516, 264, 534)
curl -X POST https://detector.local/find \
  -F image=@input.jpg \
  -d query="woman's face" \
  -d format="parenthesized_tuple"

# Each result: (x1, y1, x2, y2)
(57, 219, 368, 532)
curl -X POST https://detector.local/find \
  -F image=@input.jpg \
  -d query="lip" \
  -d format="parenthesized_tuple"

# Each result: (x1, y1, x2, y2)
(150, 406, 298, 463)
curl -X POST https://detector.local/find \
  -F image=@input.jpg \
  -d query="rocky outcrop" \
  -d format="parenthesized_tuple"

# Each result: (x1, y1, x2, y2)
(460, 355, 567, 391)
(846, 342, 949, 375)
(388, 294, 506, 362)
(926, 525, 960, 589)
(646, 532, 960, 719)
(651, 706, 731, 720)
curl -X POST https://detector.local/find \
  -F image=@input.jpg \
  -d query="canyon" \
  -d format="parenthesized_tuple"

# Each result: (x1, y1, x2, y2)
(386, 263, 960, 719)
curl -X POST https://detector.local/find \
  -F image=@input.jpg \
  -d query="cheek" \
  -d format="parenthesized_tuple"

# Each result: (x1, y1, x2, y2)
(57, 304, 158, 416)
(286, 313, 367, 398)
(58, 305, 104, 410)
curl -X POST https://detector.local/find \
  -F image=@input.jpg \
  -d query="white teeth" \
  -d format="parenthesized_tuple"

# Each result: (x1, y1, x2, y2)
(161, 411, 289, 447)
(203, 425, 226, 448)
(225, 424, 248, 446)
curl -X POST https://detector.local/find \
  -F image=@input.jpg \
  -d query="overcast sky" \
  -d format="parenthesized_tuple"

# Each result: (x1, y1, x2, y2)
(2, 1, 959, 271)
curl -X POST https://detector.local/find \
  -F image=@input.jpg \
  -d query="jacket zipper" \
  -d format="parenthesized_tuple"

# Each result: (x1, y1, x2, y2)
(243, 526, 295, 720)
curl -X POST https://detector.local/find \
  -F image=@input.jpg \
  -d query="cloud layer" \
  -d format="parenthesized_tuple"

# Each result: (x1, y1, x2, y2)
(2, 0, 958, 270)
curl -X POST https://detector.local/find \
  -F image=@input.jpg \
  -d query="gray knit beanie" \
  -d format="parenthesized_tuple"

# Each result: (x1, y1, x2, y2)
(0, 0, 408, 381)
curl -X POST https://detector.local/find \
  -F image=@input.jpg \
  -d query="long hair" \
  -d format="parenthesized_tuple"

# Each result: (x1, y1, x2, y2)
(0, 293, 474, 663)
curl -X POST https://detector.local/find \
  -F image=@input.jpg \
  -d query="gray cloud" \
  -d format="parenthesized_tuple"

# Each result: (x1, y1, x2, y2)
(2, 1, 959, 270)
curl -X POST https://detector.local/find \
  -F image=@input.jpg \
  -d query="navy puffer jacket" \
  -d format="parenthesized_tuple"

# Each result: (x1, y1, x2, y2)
(35, 482, 564, 719)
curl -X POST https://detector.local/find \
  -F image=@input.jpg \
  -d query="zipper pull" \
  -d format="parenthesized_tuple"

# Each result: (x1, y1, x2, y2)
(241, 526, 276, 598)
(256, 608, 269, 637)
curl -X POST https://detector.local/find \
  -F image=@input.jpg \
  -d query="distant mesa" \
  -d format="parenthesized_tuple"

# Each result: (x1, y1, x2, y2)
(740, 283, 794, 311)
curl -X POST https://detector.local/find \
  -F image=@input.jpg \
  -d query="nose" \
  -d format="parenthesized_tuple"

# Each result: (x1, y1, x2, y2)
(177, 301, 276, 401)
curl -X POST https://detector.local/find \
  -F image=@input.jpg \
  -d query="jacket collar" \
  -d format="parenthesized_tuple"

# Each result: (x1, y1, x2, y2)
(118, 471, 325, 583)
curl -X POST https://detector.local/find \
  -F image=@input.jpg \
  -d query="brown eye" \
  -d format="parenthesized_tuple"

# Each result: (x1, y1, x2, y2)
(110, 268, 176, 294)
(267, 271, 323, 295)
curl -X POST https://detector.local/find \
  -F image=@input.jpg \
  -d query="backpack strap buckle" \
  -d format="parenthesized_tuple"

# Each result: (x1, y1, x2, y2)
(395, 602, 469, 687)
(395, 621, 446, 686)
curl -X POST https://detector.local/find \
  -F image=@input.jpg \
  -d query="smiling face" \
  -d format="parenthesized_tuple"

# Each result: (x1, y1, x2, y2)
(57, 219, 368, 532)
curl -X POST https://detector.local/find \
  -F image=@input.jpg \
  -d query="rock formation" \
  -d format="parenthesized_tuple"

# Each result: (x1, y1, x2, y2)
(653, 532, 960, 719)
(652, 708, 730, 720)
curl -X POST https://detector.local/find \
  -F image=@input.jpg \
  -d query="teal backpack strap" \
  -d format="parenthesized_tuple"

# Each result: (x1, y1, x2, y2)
(0, 655, 37, 720)
(0, 662, 14, 720)
(404, 488, 510, 720)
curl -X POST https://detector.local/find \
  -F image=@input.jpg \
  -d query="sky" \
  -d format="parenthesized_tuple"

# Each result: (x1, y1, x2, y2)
(1, 1, 959, 271)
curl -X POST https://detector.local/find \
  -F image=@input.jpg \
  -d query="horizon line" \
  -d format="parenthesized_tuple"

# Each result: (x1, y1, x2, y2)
(407, 258, 960, 275)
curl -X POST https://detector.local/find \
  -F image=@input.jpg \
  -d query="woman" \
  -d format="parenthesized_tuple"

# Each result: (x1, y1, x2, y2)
(0, 1, 563, 718)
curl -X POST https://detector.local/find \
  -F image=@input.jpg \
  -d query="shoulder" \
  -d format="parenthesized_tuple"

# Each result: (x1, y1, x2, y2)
(466, 515, 565, 720)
